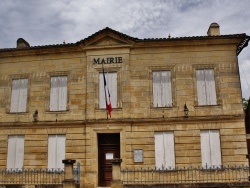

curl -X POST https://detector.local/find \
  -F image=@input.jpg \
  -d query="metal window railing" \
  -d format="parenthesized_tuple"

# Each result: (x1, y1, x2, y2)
(121, 165, 250, 184)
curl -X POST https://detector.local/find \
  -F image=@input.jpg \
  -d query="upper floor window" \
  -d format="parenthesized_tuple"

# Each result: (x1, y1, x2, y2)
(10, 78, 28, 113)
(154, 131, 175, 169)
(153, 71, 172, 107)
(50, 76, 68, 111)
(196, 69, 217, 105)
(7, 135, 25, 170)
(99, 72, 117, 111)
(200, 130, 222, 168)
(48, 134, 66, 169)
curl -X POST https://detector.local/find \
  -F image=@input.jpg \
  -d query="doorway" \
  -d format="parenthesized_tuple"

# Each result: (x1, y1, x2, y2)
(98, 133, 120, 187)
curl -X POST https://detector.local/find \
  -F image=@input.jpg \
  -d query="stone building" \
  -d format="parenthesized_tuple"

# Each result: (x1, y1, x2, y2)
(0, 23, 249, 187)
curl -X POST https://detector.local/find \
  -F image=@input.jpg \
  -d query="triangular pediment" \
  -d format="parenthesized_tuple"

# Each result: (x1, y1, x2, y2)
(79, 27, 137, 47)
(89, 36, 128, 46)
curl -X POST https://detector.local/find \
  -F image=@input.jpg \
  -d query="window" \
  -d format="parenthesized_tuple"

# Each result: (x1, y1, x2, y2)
(10, 78, 28, 113)
(99, 72, 117, 108)
(50, 76, 68, 111)
(154, 131, 175, 169)
(196, 69, 217, 105)
(200, 130, 222, 168)
(153, 71, 172, 107)
(7, 135, 25, 170)
(48, 135, 66, 169)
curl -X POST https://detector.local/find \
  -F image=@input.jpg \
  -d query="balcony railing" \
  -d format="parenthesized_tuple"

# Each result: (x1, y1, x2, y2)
(0, 163, 80, 186)
(121, 165, 250, 184)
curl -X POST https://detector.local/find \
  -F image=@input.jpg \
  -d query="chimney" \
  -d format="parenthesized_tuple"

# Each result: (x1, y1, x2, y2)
(17, 38, 30, 49)
(207, 23, 220, 36)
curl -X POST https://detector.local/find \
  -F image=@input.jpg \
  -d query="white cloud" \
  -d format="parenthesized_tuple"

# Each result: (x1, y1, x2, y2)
(0, 0, 249, 97)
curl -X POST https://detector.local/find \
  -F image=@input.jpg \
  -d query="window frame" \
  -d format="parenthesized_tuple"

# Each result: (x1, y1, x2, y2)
(9, 78, 29, 113)
(200, 130, 222, 168)
(48, 134, 66, 170)
(49, 75, 68, 112)
(154, 131, 176, 169)
(7, 135, 25, 170)
(152, 70, 173, 108)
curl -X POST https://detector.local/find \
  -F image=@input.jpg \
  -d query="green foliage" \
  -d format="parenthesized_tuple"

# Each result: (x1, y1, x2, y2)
(243, 98, 249, 110)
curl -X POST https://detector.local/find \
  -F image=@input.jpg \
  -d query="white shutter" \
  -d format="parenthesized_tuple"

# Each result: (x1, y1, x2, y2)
(48, 135, 57, 169)
(15, 136, 24, 169)
(50, 77, 58, 111)
(107, 72, 117, 108)
(18, 79, 28, 112)
(196, 70, 206, 105)
(155, 132, 175, 169)
(7, 136, 16, 169)
(200, 130, 211, 167)
(10, 80, 20, 112)
(210, 130, 221, 167)
(153, 72, 161, 107)
(7, 135, 24, 169)
(58, 76, 67, 110)
(205, 69, 217, 105)
(161, 71, 172, 107)
(56, 135, 66, 169)
(164, 132, 175, 168)
(48, 135, 66, 169)
(200, 130, 221, 168)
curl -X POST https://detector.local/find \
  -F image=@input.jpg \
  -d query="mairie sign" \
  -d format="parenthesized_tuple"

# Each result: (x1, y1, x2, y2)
(93, 57, 123, 64)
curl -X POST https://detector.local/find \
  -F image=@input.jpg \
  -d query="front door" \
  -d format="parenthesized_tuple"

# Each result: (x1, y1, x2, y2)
(98, 133, 120, 187)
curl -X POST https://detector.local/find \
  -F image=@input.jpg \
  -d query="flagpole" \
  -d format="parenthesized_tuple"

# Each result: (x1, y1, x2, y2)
(102, 63, 109, 119)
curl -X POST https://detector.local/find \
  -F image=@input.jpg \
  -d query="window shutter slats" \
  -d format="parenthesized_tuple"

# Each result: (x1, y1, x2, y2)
(153, 71, 172, 107)
(15, 136, 24, 169)
(56, 135, 66, 169)
(210, 130, 222, 167)
(205, 69, 217, 105)
(50, 76, 67, 111)
(10, 80, 20, 113)
(18, 79, 28, 112)
(155, 132, 175, 169)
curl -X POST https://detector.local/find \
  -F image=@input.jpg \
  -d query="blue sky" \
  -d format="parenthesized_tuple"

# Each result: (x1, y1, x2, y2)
(0, 0, 249, 98)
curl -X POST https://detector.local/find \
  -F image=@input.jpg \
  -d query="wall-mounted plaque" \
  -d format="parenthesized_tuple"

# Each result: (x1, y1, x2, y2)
(134, 149, 143, 162)
(106, 153, 114, 160)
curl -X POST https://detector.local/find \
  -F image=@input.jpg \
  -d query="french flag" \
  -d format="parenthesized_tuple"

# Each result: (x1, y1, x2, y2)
(103, 69, 112, 118)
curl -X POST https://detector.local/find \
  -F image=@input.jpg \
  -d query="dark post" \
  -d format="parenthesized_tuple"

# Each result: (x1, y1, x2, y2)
(111, 158, 122, 188)
(62, 159, 76, 188)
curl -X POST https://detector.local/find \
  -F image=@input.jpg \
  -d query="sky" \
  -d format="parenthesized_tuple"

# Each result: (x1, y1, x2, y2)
(0, 0, 250, 98)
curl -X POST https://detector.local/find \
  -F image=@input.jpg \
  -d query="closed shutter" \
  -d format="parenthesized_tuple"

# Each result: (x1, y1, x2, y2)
(10, 79, 28, 112)
(56, 135, 66, 169)
(153, 71, 172, 107)
(48, 135, 66, 169)
(50, 76, 67, 111)
(50, 77, 58, 111)
(155, 132, 175, 169)
(48, 135, 57, 169)
(10, 80, 20, 112)
(196, 70, 207, 105)
(200, 130, 211, 167)
(7, 135, 24, 169)
(200, 130, 221, 168)
(209, 130, 221, 167)
(99, 72, 117, 108)
(18, 79, 28, 112)
(205, 69, 217, 105)
(153, 72, 161, 107)
(161, 71, 172, 107)
(58, 76, 67, 111)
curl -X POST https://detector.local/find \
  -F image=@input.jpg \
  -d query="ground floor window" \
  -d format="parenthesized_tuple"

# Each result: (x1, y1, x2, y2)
(154, 131, 175, 169)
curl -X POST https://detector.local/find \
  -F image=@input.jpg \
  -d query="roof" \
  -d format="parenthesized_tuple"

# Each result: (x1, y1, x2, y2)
(0, 27, 249, 55)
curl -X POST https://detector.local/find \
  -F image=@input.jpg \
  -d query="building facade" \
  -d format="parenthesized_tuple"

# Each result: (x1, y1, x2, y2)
(0, 23, 249, 187)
